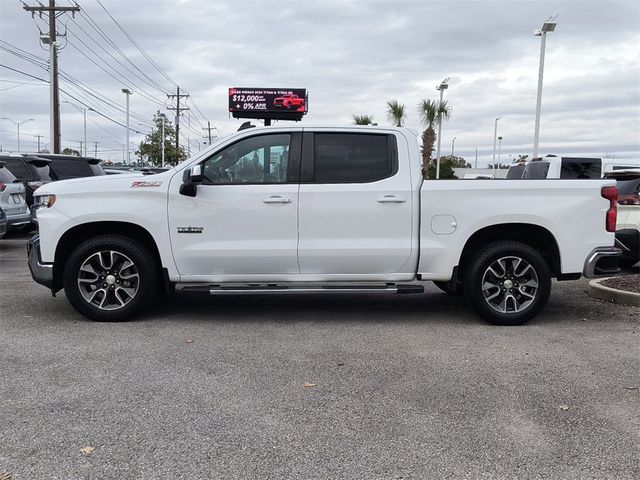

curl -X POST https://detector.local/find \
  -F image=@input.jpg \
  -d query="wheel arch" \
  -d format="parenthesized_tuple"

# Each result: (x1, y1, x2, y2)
(53, 221, 164, 293)
(457, 223, 561, 281)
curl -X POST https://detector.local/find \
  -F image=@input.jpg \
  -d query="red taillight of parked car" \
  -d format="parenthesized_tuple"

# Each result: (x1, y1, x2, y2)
(618, 194, 640, 206)
(601, 186, 618, 232)
(0, 182, 5, 192)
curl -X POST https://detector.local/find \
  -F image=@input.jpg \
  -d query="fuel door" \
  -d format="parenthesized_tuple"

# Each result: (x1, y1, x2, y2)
(431, 215, 457, 235)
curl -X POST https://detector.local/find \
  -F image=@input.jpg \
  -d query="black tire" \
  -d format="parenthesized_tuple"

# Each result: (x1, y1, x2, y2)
(63, 234, 158, 321)
(463, 241, 551, 326)
(433, 280, 463, 295)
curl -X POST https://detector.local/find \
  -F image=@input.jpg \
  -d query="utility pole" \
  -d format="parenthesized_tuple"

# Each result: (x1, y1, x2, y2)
(203, 121, 215, 145)
(167, 86, 189, 158)
(34, 134, 43, 152)
(94, 141, 99, 158)
(23, 1, 80, 154)
(187, 112, 191, 157)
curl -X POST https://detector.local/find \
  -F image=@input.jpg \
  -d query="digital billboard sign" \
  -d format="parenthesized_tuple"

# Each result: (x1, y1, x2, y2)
(229, 87, 307, 121)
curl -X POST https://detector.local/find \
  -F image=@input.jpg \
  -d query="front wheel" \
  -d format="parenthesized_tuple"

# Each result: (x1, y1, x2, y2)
(463, 241, 551, 326)
(63, 235, 158, 321)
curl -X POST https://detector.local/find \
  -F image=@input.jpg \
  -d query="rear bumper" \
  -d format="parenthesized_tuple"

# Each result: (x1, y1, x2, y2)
(615, 229, 639, 262)
(27, 235, 53, 289)
(6, 211, 31, 230)
(583, 247, 621, 278)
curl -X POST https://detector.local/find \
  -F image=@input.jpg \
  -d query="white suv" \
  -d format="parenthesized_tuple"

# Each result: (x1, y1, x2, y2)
(0, 161, 30, 231)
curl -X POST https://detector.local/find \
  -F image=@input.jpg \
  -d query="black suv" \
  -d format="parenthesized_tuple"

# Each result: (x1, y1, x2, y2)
(28, 153, 105, 180)
(0, 155, 53, 206)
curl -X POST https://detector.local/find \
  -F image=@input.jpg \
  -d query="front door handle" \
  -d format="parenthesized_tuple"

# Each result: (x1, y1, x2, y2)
(377, 195, 406, 203)
(263, 195, 292, 204)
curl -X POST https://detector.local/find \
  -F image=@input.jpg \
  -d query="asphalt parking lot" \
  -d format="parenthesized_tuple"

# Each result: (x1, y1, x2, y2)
(1, 232, 638, 480)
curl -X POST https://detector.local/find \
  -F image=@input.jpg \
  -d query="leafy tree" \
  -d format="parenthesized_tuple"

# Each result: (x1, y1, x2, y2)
(62, 147, 79, 156)
(514, 154, 529, 164)
(426, 159, 458, 179)
(439, 155, 471, 168)
(136, 111, 187, 166)
(352, 114, 375, 125)
(386, 100, 406, 127)
(418, 99, 451, 177)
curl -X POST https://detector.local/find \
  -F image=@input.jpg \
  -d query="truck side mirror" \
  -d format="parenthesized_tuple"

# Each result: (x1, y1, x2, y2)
(180, 165, 203, 197)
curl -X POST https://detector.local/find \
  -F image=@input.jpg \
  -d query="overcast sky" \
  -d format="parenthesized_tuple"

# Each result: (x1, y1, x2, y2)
(1, 0, 638, 165)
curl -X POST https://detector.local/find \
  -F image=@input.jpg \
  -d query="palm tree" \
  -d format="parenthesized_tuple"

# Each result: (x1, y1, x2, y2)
(352, 114, 375, 125)
(418, 99, 451, 178)
(385, 100, 406, 127)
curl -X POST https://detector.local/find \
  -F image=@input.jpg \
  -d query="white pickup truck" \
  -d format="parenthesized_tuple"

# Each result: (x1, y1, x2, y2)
(28, 126, 620, 325)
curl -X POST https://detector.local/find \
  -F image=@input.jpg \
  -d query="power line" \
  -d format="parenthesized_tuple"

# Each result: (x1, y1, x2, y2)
(94, 0, 178, 87)
(0, 43, 155, 128)
(64, 36, 167, 108)
(0, 63, 146, 135)
(69, 8, 172, 95)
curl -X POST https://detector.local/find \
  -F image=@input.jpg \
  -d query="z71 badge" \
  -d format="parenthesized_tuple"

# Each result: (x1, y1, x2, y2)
(177, 226, 204, 234)
(131, 180, 163, 188)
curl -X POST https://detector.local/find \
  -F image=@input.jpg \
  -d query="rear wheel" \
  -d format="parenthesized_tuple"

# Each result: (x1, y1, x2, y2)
(63, 235, 158, 321)
(463, 241, 551, 326)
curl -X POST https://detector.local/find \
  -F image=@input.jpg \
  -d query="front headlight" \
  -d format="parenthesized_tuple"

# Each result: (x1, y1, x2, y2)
(33, 194, 57, 209)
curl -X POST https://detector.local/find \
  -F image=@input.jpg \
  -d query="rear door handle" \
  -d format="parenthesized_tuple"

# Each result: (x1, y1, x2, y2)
(263, 195, 292, 204)
(377, 195, 406, 203)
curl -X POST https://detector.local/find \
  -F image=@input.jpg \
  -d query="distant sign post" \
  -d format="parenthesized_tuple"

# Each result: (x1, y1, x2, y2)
(229, 87, 308, 124)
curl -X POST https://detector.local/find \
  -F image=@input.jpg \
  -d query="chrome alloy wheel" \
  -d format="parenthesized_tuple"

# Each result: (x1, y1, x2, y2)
(481, 256, 539, 314)
(77, 250, 140, 311)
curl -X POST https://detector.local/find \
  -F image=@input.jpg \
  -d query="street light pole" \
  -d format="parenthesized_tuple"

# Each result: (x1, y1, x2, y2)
(492, 116, 502, 172)
(2, 117, 34, 152)
(451, 136, 456, 158)
(435, 77, 450, 179)
(474, 146, 478, 169)
(497, 136, 503, 171)
(122, 88, 132, 165)
(533, 17, 557, 158)
(161, 115, 165, 168)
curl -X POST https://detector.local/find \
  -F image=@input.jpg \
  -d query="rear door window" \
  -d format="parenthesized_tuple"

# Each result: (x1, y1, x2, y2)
(90, 163, 106, 176)
(522, 161, 550, 179)
(560, 158, 602, 179)
(2, 159, 30, 181)
(49, 159, 93, 179)
(33, 164, 52, 182)
(0, 166, 17, 183)
(311, 133, 396, 183)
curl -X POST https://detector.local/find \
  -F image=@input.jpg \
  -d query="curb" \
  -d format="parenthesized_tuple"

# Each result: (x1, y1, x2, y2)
(588, 278, 640, 307)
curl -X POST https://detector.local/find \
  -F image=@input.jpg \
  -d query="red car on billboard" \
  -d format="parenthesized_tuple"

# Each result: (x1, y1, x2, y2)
(274, 94, 305, 111)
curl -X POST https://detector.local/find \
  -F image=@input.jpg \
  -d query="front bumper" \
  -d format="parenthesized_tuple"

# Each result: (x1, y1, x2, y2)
(583, 247, 621, 278)
(27, 235, 53, 290)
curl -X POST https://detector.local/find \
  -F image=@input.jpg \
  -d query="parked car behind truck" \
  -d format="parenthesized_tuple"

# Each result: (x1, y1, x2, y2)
(29, 126, 620, 325)
(0, 161, 30, 231)
(521, 155, 640, 179)
(604, 169, 640, 267)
